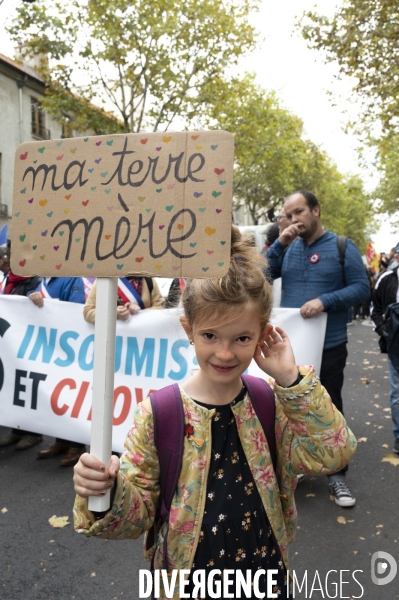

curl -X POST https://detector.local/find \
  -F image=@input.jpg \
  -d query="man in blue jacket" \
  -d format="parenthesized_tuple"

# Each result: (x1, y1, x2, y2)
(267, 190, 370, 508)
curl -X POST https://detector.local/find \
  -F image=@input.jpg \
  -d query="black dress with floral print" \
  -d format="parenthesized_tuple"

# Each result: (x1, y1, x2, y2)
(189, 387, 287, 599)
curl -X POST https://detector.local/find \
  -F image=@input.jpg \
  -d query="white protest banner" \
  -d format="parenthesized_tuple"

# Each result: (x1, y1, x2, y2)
(0, 297, 326, 453)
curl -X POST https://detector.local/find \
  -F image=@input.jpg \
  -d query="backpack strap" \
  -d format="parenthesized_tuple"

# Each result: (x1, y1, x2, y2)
(241, 374, 276, 471)
(336, 235, 347, 286)
(145, 277, 154, 296)
(147, 384, 184, 570)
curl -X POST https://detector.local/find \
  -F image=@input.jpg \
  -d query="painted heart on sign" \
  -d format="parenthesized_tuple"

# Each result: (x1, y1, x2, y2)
(165, 205, 174, 212)
(19, 259, 26, 267)
(54, 246, 60, 251)
(95, 141, 102, 146)
(28, 198, 34, 204)
(216, 209, 222, 214)
(95, 158, 102, 164)
(41, 230, 48, 236)
(159, 225, 165, 230)
(135, 257, 144, 263)
(140, 138, 148, 145)
(194, 192, 202, 198)
(214, 168, 225, 176)
(38, 147, 45, 153)
(20, 152, 28, 160)
(82, 200, 89, 206)
(56, 154, 64, 161)
(19, 234, 26, 242)
(55, 264, 62, 270)
(106, 140, 114, 146)
(39, 199, 48, 207)
(212, 191, 222, 198)
(65, 194, 71, 200)
(210, 145, 218, 150)
(205, 227, 216, 236)
(163, 136, 172, 143)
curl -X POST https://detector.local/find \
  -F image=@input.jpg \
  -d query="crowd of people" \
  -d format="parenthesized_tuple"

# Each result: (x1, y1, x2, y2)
(0, 189, 398, 598)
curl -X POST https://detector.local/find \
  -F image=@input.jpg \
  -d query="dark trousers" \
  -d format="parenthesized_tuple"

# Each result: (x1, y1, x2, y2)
(320, 342, 348, 476)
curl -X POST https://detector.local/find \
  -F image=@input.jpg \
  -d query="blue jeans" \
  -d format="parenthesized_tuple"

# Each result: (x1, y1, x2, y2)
(388, 356, 399, 439)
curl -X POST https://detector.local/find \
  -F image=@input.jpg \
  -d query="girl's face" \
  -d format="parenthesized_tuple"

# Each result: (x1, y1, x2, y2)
(182, 307, 270, 387)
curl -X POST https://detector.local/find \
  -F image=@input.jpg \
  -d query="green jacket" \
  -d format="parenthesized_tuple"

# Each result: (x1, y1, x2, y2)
(74, 366, 357, 598)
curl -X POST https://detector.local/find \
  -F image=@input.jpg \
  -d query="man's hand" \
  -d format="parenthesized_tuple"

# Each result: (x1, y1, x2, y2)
(279, 223, 300, 246)
(29, 292, 44, 308)
(300, 298, 324, 319)
(116, 304, 130, 321)
(127, 303, 141, 316)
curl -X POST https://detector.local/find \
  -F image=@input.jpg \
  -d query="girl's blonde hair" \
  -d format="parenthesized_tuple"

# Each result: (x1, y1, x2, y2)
(182, 225, 273, 332)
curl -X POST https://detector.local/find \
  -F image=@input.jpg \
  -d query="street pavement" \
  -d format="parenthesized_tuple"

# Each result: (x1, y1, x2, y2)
(1, 318, 398, 599)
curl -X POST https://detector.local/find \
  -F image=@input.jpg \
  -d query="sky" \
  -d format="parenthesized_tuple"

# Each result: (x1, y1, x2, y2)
(0, 0, 397, 251)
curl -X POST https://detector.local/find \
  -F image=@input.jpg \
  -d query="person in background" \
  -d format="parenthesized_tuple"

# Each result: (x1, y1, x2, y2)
(0, 246, 9, 288)
(0, 241, 43, 450)
(371, 259, 399, 455)
(27, 277, 92, 466)
(164, 278, 186, 308)
(276, 207, 291, 237)
(264, 222, 279, 249)
(266, 190, 369, 507)
(388, 244, 399, 271)
(83, 276, 164, 324)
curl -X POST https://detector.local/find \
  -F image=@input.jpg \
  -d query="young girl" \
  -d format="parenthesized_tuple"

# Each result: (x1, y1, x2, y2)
(73, 226, 357, 599)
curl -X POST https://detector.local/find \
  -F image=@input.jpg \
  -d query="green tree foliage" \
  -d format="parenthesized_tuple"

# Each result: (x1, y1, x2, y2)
(204, 76, 373, 249)
(300, 1, 399, 218)
(8, 0, 259, 133)
(300, 0, 399, 136)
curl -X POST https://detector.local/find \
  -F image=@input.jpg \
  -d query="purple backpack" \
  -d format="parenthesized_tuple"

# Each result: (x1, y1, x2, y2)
(145, 374, 276, 571)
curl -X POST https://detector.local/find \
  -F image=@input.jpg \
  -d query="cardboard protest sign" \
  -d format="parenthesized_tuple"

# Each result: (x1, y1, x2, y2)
(12, 131, 233, 278)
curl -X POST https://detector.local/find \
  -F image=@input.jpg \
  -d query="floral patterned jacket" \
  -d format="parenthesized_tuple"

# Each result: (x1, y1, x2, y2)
(74, 366, 357, 598)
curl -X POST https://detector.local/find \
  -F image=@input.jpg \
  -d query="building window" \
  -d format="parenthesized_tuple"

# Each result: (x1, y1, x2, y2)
(31, 98, 50, 139)
(61, 117, 73, 139)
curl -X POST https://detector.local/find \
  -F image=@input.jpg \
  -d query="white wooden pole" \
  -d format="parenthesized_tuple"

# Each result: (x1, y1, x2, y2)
(88, 277, 118, 512)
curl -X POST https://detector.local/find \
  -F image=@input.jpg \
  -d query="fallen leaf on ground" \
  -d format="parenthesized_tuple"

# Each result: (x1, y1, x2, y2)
(329, 495, 335, 502)
(376, 524, 384, 528)
(367, 413, 374, 416)
(359, 536, 366, 540)
(353, 551, 358, 555)
(305, 494, 315, 497)
(347, 519, 355, 523)
(91, 572, 96, 577)
(360, 377, 370, 384)
(1, 507, 8, 514)
(48, 515, 70, 528)
(337, 516, 347, 524)
(383, 408, 390, 412)
(382, 454, 399, 467)
(357, 437, 367, 443)
(382, 444, 388, 448)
